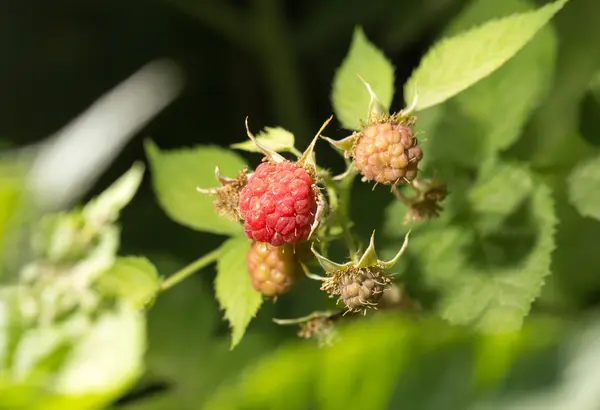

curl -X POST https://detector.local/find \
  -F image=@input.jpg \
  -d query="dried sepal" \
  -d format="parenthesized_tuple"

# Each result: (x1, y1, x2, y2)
(244, 117, 286, 163)
(273, 310, 341, 347)
(196, 166, 248, 222)
(308, 190, 328, 240)
(394, 176, 449, 223)
(297, 115, 334, 172)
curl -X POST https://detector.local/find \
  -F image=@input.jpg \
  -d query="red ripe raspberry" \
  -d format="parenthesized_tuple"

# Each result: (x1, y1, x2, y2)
(239, 162, 317, 246)
(354, 122, 423, 185)
(246, 242, 298, 297)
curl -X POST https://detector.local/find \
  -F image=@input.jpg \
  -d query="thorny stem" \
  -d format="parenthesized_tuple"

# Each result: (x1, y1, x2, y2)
(160, 247, 223, 291)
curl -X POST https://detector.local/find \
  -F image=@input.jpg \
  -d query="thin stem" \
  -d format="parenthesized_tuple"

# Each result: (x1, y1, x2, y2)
(323, 174, 358, 257)
(160, 247, 223, 291)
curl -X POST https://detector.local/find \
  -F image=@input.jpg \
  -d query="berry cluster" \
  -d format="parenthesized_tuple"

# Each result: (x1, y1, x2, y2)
(199, 105, 445, 341)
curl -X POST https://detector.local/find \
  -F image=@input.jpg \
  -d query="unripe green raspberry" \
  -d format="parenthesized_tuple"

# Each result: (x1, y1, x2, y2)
(353, 121, 423, 185)
(246, 241, 299, 297)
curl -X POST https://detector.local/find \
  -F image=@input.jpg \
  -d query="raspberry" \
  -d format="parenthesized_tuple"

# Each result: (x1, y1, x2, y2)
(322, 267, 392, 313)
(353, 121, 423, 185)
(246, 241, 298, 297)
(239, 162, 317, 246)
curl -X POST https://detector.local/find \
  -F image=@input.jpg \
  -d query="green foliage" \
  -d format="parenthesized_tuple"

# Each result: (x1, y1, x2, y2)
(406, 164, 556, 331)
(83, 162, 145, 228)
(0, 163, 148, 409)
(0, 288, 144, 410)
(118, 256, 270, 410)
(215, 237, 262, 349)
(404, 0, 568, 111)
(231, 127, 296, 153)
(332, 27, 395, 130)
(145, 140, 247, 236)
(98, 257, 161, 310)
(203, 314, 567, 410)
(567, 155, 600, 221)
(0, 164, 24, 277)
(448, 0, 558, 157)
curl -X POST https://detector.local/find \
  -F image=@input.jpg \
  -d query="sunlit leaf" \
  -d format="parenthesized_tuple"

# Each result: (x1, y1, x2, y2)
(97, 257, 161, 310)
(215, 237, 262, 349)
(231, 127, 295, 154)
(332, 27, 395, 130)
(83, 162, 145, 228)
(404, 0, 568, 110)
(145, 140, 246, 236)
(447, 0, 558, 156)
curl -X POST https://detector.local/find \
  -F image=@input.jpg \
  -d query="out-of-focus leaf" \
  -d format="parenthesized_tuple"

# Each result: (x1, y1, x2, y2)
(512, 0, 600, 168)
(203, 314, 563, 410)
(83, 162, 145, 228)
(54, 302, 144, 398)
(567, 155, 600, 221)
(407, 164, 556, 331)
(231, 127, 295, 154)
(332, 27, 395, 130)
(97, 257, 161, 310)
(0, 290, 145, 410)
(215, 237, 262, 349)
(404, 0, 568, 110)
(0, 164, 24, 276)
(145, 140, 246, 236)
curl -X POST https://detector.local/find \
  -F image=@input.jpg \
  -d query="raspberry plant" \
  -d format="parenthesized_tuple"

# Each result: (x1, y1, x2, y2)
(144, 0, 571, 351)
(6, 0, 600, 408)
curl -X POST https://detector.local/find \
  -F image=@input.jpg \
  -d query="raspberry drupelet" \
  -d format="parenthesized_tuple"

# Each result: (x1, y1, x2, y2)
(239, 162, 318, 246)
(353, 121, 423, 185)
(246, 241, 298, 297)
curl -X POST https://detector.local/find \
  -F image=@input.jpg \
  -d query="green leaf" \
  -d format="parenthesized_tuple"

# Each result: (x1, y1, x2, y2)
(145, 140, 246, 236)
(0, 164, 24, 272)
(83, 162, 144, 228)
(512, 0, 600, 169)
(231, 127, 295, 154)
(119, 254, 270, 410)
(567, 155, 600, 221)
(204, 314, 564, 410)
(404, 0, 568, 111)
(53, 302, 145, 399)
(332, 26, 395, 130)
(215, 237, 262, 349)
(97, 257, 161, 310)
(0, 291, 145, 410)
(409, 164, 557, 331)
(447, 0, 558, 156)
